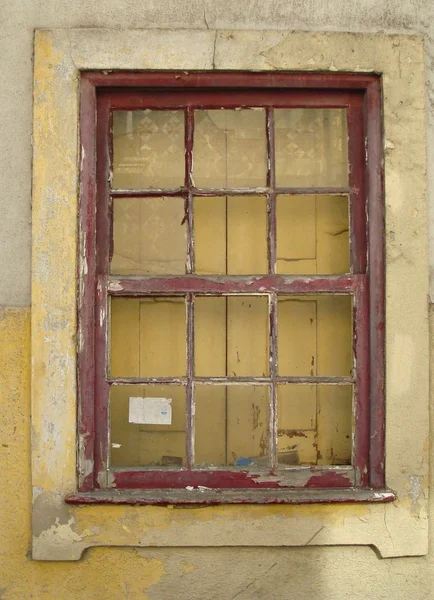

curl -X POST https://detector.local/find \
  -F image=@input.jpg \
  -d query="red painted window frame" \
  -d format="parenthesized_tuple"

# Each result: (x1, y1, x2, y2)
(69, 71, 392, 505)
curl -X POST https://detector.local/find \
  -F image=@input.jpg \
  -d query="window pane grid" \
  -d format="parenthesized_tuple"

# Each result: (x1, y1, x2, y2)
(107, 291, 355, 471)
(109, 106, 353, 274)
(104, 101, 363, 479)
(109, 107, 352, 277)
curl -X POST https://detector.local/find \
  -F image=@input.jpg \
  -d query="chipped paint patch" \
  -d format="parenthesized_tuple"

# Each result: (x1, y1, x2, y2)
(408, 475, 422, 503)
(108, 279, 124, 292)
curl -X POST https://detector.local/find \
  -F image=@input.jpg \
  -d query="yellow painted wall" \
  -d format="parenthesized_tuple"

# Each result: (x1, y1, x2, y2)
(1, 307, 433, 598)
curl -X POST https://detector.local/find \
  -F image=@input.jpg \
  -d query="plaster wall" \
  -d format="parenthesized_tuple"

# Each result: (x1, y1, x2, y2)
(1, 1, 434, 598)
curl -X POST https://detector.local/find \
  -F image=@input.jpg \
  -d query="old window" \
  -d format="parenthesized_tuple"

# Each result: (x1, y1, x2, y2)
(73, 72, 388, 503)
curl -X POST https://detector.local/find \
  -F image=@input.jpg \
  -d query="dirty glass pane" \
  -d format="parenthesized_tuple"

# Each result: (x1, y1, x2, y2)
(195, 196, 267, 275)
(193, 109, 267, 188)
(277, 384, 352, 466)
(277, 295, 352, 377)
(110, 297, 186, 377)
(194, 385, 269, 467)
(275, 109, 348, 187)
(110, 385, 186, 467)
(276, 195, 349, 275)
(111, 197, 186, 275)
(195, 296, 269, 377)
(112, 110, 185, 189)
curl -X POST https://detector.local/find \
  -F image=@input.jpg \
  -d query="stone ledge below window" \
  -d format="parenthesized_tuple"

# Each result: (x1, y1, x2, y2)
(65, 487, 396, 506)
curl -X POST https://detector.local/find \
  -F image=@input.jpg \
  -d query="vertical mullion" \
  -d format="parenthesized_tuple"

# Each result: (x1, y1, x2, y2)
(347, 94, 370, 485)
(185, 108, 195, 468)
(96, 101, 112, 274)
(347, 98, 367, 274)
(95, 279, 110, 486)
(353, 278, 370, 486)
(186, 293, 195, 468)
(94, 95, 112, 488)
(78, 77, 97, 491)
(365, 80, 385, 488)
(107, 110, 114, 266)
(185, 107, 195, 274)
(266, 108, 277, 275)
(269, 293, 278, 471)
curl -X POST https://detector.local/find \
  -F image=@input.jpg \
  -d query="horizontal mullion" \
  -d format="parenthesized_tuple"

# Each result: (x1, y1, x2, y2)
(109, 377, 187, 385)
(108, 465, 354, 473)
(195, 376, 354, 385)
(193, 187, 268, 196)
(101, 465, 359, 490)
(107, 376, 355, 385)
(102, 90, 359, 111)
(275, 187, 349, 195)
(111, 188, 185, 198)
(194, 187, 350, 196)
(276, 376, 354, 385)
(195, 377, 270, 385)
(88, 71, 378, 90)
(110, 186, 350, 198)
(106, 274, 363, 295)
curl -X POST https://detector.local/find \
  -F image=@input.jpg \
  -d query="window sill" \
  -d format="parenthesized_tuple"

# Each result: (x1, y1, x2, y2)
(65, 487, 396, 506)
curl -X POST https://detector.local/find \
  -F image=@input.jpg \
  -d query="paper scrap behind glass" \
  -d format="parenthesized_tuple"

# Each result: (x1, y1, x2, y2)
(129, 397, 172, 425)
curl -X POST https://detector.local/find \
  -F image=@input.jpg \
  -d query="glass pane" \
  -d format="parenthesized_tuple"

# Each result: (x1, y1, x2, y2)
(111, 197, 186, 275)
(110, 297, 186, 377)
(277, 295, 352, 377)
(193, 109, 267, 188)
(277, 384, 352, 466)
(195, 196, 267, 274)
(195, 385, 269, 467)
(275, 109, 348, 187)
(110, 385, 186, 467)
(112, 110, 185, 189)
(195, 296, 269, 377)
(276, 195, 349, 275)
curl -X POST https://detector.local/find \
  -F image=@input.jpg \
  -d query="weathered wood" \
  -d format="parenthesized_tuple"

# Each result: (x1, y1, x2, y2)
(106, 274, 361, 295)
(78, 71, 385, 496)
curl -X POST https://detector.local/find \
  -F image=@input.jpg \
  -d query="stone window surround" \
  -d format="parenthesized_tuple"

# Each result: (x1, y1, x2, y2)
(32, 28, 428, 560)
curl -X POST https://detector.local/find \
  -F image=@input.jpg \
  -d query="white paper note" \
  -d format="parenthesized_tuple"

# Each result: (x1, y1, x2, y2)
(128, 397, 172, 425)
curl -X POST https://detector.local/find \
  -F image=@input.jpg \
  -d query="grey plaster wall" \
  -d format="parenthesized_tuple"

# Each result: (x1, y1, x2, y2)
(1, 0, 433, 307)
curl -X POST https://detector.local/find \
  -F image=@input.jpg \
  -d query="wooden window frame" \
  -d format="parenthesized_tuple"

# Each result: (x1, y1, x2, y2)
(69, 71, 393, 505)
